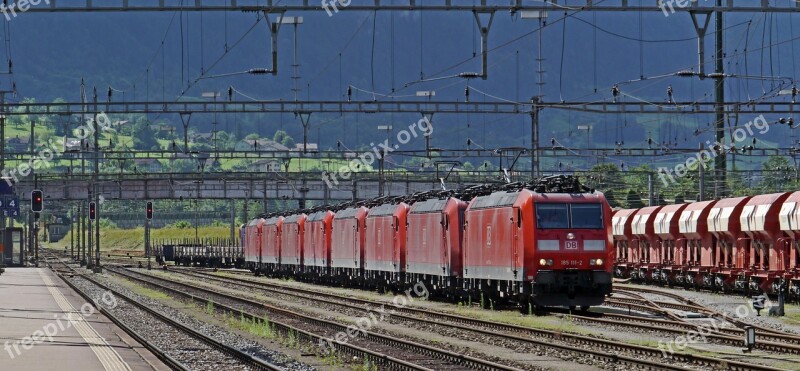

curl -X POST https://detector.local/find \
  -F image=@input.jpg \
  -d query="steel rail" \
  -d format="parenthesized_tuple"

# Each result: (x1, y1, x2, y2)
(169, 267, 783, 370)
(107, 267, 516, 371)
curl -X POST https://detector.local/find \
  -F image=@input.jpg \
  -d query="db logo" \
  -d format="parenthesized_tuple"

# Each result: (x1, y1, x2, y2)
(565, 241, 578, 250)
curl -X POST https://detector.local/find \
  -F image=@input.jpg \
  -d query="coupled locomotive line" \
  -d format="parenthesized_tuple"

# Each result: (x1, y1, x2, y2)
(105, 267, 520, 371)
(43, 254, 281, 371)
(42, 255, 190, 371)
(256, 175, 592, 220)
(166, 267, 783, 370)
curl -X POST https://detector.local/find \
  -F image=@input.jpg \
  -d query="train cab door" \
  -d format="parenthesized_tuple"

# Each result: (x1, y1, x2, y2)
(353, 222, 359, 268)
(442, 213, 450, 275)
(512, 207, 521, 278)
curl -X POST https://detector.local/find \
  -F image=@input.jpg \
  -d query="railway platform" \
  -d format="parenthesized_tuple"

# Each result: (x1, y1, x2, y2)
(0, 268, 169, 371)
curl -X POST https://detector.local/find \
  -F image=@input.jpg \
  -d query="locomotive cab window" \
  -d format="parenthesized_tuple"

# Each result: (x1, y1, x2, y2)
(571, 204, 603, 229)
(536, 203, 603, 229)
(536, 204, 569, 229)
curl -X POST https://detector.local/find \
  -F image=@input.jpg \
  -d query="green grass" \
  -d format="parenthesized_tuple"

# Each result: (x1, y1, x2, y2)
(228, 315, 278, 340)
(42, 225, 233, 253)
(114, 277, 172, 301)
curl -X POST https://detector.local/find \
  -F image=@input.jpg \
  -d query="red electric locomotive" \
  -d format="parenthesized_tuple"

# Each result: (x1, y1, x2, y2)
(304, 210, 335, 281)
(330, 206, 368, 285)
(463, 189, 612, 310)
(405, 197, 468, 297)
(364, 202, 409, 290)
(260, 216, 283, 275)
(240, 175, 612, 310)
(244, 218, 264, 271)
(281, 213, 306, 276)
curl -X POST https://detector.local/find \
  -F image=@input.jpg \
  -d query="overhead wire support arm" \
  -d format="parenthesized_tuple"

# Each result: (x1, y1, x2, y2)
(180, 112, 192, 153)
(258, 10, 286, 76)
(296, 110, 312, 154)
(472, 10, 495, 81)
(689, 11, 713, 78)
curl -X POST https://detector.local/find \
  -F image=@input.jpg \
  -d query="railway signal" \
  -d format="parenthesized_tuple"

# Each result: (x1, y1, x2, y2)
(31, 190, 43, 212)
(146, 201, 153, 220)
(89, 202, 96, 220)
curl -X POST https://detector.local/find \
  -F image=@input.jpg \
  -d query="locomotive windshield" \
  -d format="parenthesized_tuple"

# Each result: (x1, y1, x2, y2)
(536, 203, 603, 229)
(570, 204, 603, 229)
(536, 204, 569, 229)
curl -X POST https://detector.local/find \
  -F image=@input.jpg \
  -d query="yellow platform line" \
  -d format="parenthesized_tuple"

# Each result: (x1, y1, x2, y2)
(39, 269, 132, 371)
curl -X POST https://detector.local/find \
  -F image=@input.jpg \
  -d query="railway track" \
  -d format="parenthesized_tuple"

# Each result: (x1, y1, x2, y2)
(106, 266, 521, 371)
(43, 255, 282, 371)
(158, 266, 787, 370)
(616, 285, 800, 343)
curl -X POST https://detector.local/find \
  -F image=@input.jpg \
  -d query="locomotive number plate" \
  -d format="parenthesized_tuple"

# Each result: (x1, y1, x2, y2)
(561, 260, 582, 266)
(565, 241, 578, 250)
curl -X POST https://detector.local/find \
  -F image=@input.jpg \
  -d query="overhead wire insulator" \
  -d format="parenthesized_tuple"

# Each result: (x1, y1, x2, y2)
(667, 85, 673, 104)
(347, 85, 352, 102)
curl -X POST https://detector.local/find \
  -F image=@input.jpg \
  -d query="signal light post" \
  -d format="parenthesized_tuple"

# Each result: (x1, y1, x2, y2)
(31, 190, 43, 212)
(145, 201, 152, 270)
(31, 190, 43, 267)
(87, 201, 95, 270)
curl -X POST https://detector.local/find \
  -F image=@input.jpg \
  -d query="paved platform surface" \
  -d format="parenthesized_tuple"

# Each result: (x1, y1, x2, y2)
(0, 267, 169, 371)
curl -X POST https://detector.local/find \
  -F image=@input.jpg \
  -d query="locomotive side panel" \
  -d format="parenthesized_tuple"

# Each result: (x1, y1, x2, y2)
(304, 211, 334, 270)
(262, 216, 283, 267)
(281, 214, 306, 272)
(331, 207, 367, 270)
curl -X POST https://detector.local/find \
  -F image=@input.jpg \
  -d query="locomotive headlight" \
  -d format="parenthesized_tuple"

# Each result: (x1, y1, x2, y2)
(539, 258, 547, 266)
(566, 233, 575, 240)
(547, 259, 554, 266)
(590, 259, 604, 266)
